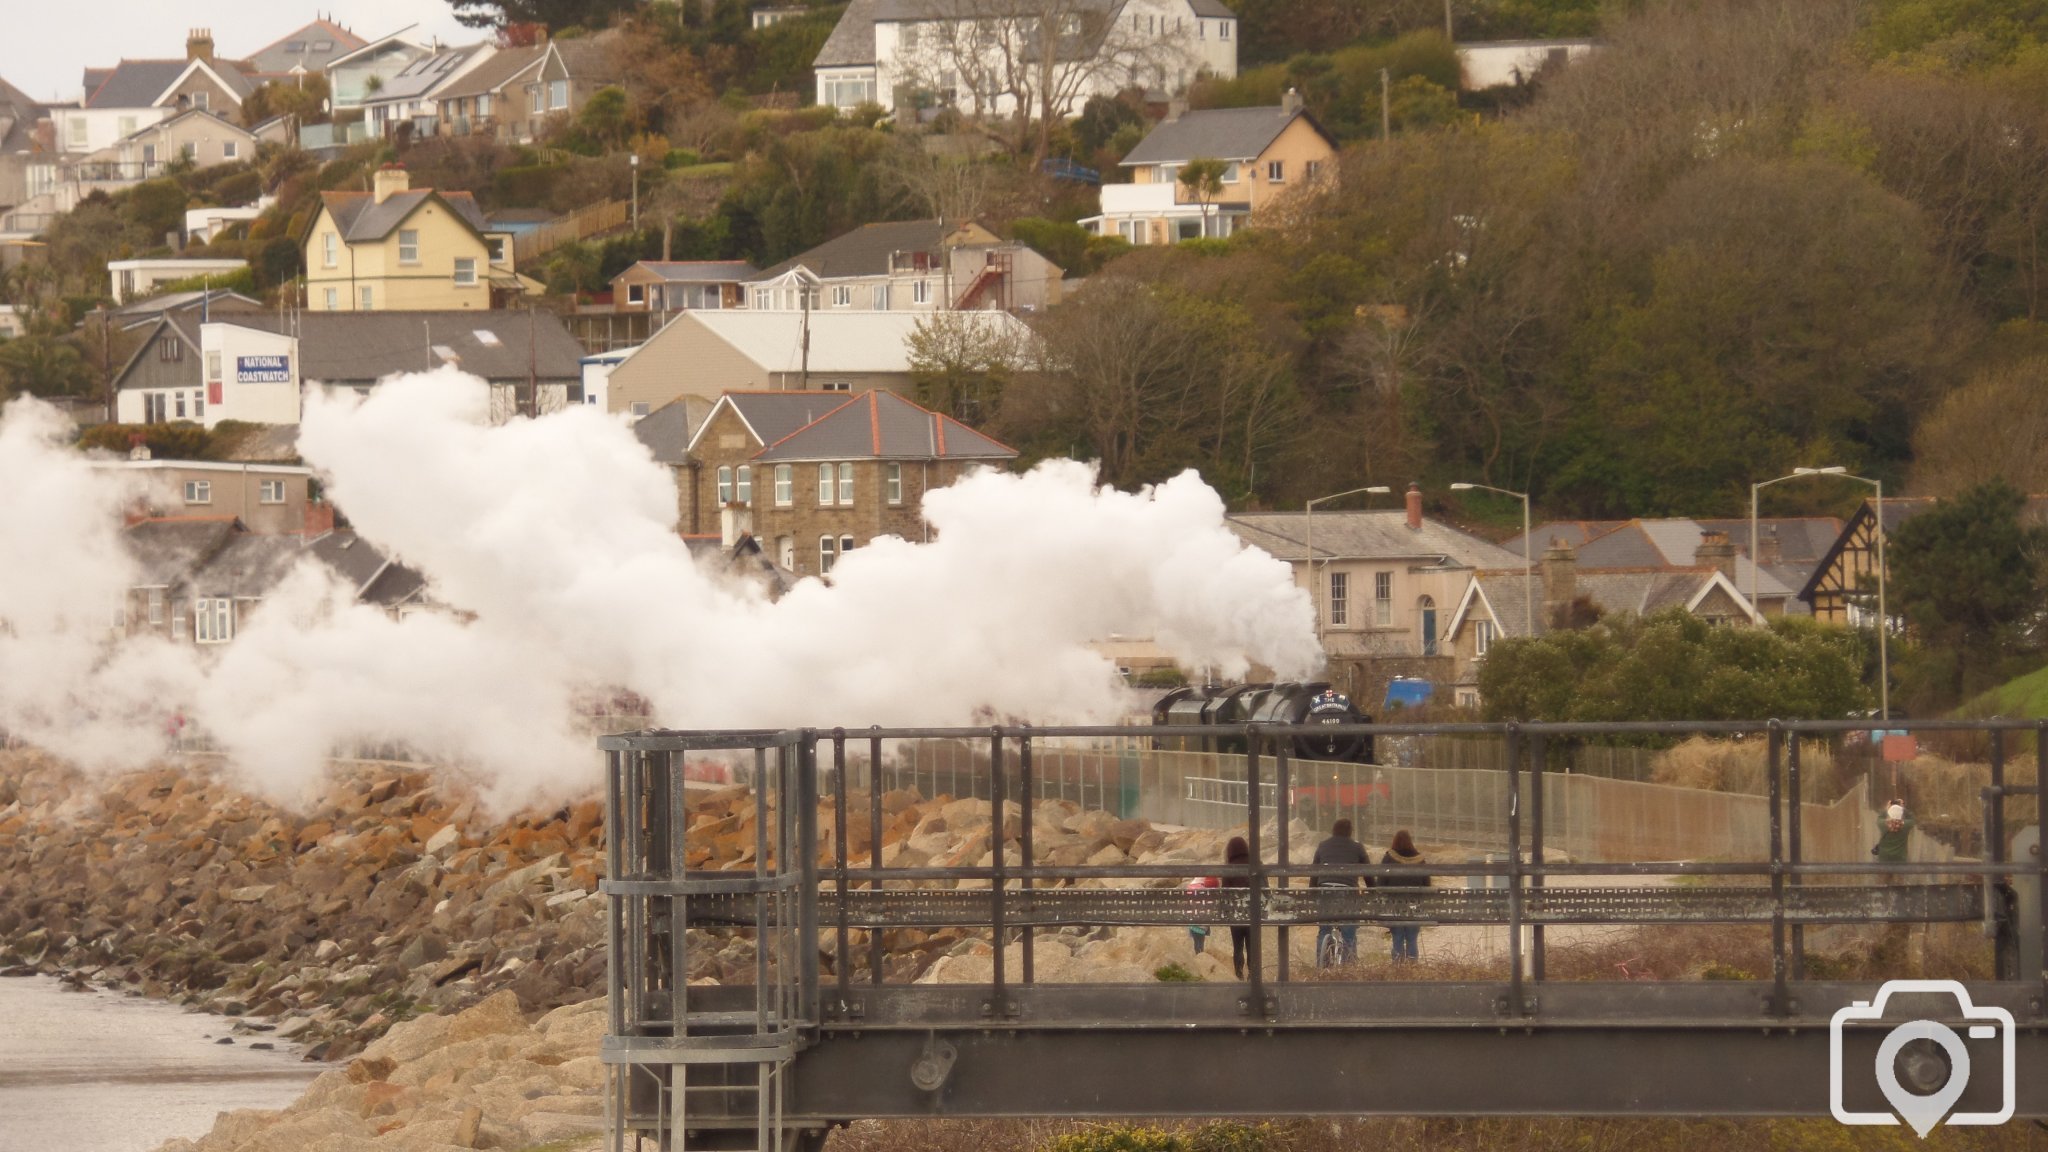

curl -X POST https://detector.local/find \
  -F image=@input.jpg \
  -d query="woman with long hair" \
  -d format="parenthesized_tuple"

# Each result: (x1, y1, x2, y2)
(1222, 836, 1252, 979)
(1380, 829, 1428, 963)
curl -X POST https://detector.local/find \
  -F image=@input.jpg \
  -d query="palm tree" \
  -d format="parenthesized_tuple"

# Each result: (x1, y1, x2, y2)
(1177, 157, 1229, 240)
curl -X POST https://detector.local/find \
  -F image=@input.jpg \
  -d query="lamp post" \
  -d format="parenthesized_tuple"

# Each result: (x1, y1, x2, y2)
(1306, 486, 1392, 641)
(1450, 482, 1532, 638)
(629, 153, 641, 234)
(1750, 466, 1842, 618)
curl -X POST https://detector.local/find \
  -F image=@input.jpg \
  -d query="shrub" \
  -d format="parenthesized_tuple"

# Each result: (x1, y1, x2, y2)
(1152, 962, 1198, 982)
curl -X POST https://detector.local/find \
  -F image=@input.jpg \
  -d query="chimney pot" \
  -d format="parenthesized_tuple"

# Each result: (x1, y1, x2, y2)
(1696, 529, 1738, 582)
(1282, 87, 1304, 116)
(372, 163, 410, 204)
(1165, 96, 1187, 122)
(1404, 482, 1422, 531)
(1757, 524, 1782, 567)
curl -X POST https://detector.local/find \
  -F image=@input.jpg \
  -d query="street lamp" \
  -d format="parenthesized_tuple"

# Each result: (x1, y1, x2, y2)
(629, 152, 640, 233)
(1306, 486, 1392, 641)
(1750, 466, 1843, 617)
(1450, 482, 1532, 638)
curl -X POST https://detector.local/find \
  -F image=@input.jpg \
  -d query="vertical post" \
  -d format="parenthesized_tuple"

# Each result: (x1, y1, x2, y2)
(1528, 732, 1545, 982)
(1788, 733, 1805, 981)
(667, 747, 689, 1034)
(1504, 724, 1523, 1014)
(989, 727, 1007, 1015)
(832, 729, 850, 1001)
(1874, 481, 1888, 725)
(1275, 741, 1291, 983)
(1246, 728, 1266, 1009)
(2037, 721, 2047, 1000)
(1380, 67, 1391, 141)
(1990, 729, 2007, 875)
(1020, 728, 1036, 986)
(1767, 722, 1788, 1017)
(868, 730, 885, 986)
(796, 734, 821, 1027)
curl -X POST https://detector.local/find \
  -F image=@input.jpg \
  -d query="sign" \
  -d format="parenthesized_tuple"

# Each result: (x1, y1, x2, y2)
(236, 355, 291, 383)
(1881, 733, 1917, 762)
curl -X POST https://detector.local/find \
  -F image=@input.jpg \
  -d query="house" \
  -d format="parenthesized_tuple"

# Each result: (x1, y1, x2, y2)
(1082, 90, 1336, 244)
(305, 530, 432, 616)
(187, 199, 272, 244)
(1456, 39, 1597, 91)
(324, 30, 434, 126)
(108, 257, 250, 305)
(1226, 485, 1527, 702)
(189, 309, 588, 426)
(0, 75, 48, 223)
(601, 308, 1035, 417)
(70, 109, 260, 198)
(241, 19, 370, 85)
(100, 456, 321, 536)
(814, 0, 1238, 115)
(524, 35, 619, 130)
(609, 261, 757, 312)
(1441, 539, 1761, 708)
(427, 45, 545, 141)
(301, 164, 518, 312)
(358, 43, 498, 139)
(0, 304, 22, 339)
(746, 220, 1063, 313)
(681, 389, 1017, 575)
(1504, 518, 1837, 618)
(61, 33, 256, 156)
(631, 395, 718, 527)
(753, 6, 811, 29)
(1797, 496, 2048, 625)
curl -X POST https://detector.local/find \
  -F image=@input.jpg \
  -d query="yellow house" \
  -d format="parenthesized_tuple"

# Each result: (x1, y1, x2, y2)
(301, 164, 517, 312)
(1083, 90, 1338, 245)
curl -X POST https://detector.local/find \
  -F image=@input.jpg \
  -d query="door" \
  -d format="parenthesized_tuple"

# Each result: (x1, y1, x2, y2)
(1419, 596, 1438, 656)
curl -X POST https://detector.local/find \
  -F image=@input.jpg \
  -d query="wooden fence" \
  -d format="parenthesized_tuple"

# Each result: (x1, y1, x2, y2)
(514, 199, 630, 265)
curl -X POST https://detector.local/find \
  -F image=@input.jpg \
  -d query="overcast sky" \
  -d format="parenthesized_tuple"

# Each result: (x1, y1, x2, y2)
(3, 1, 473, 103)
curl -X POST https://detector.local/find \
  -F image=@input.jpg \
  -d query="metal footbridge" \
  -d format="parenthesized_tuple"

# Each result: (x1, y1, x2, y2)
(599, 720, 2048, 1151)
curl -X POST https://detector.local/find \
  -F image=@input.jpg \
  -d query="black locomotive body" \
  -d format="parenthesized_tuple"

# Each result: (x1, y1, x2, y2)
(1150, 682, 1374, 764)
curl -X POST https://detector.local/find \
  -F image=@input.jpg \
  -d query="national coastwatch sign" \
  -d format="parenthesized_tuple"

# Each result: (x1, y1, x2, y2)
(236, 355, 292, 383)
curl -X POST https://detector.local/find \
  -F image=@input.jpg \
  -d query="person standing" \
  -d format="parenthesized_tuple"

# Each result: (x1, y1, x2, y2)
(1222, 836, 1252, 979)
(1311, 818, 1370, 967)
(1380, 829, 1428, 963)
(1874, 800, 1913, 881)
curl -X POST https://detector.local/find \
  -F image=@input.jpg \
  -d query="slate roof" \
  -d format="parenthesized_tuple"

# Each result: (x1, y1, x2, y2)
(0, 75, 35, 109)
(1568, 519, 1793, 601)
(752, 220, 947, 281)
(1508, 517, 1845, 566)
(242, 20, 370, 78)
(1187, 0, 1237, 15)
(753, 389, 1016, 462)
(681, 310, 1031, 374)
(316, 188, 490, 241)
(815, 0, 881, 67)
(83, 61, 190, 109)
(691, 393, 861, 455)
(1228, 510, 1526, 569)
(1465, 566, 1740, 641)
(112, 314, 201, 392)
(111, 289, 263, 319)
(546, 36, 617, 82)
(221, 311, 586, 386)
(1121, 105, 1328, 166)
(623, 261, 760, 284)
(124, 518, 241, 586)
(633, 396, 716, 466)
(433, 45, 545, 100)
(306, 532, 427, 608)
(191, 533, 309, 596)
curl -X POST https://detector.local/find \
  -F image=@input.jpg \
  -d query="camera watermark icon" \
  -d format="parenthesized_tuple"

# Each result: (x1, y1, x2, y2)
(1830, 979, 2014, 1137)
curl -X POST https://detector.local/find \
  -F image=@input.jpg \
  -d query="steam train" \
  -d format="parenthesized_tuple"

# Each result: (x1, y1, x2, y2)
(1150, 682, 1374, 764)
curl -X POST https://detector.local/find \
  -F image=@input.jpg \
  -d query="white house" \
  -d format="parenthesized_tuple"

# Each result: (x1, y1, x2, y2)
(814, 0, 1237, 116)
(60, 36, 256, 156)
(1456, 39, 1597, 90)
(108, 258, 249, 305)
(358, 43, 495, 138)
(186, 198, 272, 244)
(325, 30, 434, 124)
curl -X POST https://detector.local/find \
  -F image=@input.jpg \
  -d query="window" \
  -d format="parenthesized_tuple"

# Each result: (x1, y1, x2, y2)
(117, 115, 138, 138)
(753, 288, 771, 310)
(832, 285, 851, 307)
(193, 392, 204, 420)
(147, 588, 166, 626)
(531, 86, 543, 114)
(773, 465, 793, 506)
(1267, 160, 1285, 183)
(873, 284, 891, 310)
(184, 480, 212, 504)
(736, 465, 752, 506)
(192, 92, 209, 111)
(477, 94, 493, 118)
(143, 144, 158, 167)
(630, 402, 650, 417)
(491, 236, 510, 264)
(1306, 160, 1323, 180)
(1374, 571, 1392, 626)
(822, 380, 851, 393)
(819, 534, 837, 573)
(913, 280, 930, 305)
(901, 25, 922, 51)
(1221, 162, 1241, 183)
(1220, 20, 1231, 38)
(398, 229, 420, 264)
(838, 462, 854, 505)
(67, 117, 87, 148)
(174, 392, 187, 419)
(549, 80, 569, 110)
(840, 534, 854, 558)
(818, 463, 834, 505)
(171, 599, 186, 640)
(1475, 620, 1495, 657)
(323, 287, 339, 311)
(1328, 571, 1348, 626)
(222, 140, 238, 160)
(359, 285, 374, 310)
(205, 351, 221, 383)
(181, 142, 196, 162)
(259, 479, 286, 504)
(159, 338, 182, 361)
(145, 394, 165, 423)
(776, 535, 794, 569)
(627, 283, 645, 305)
(1418, 595, 1439, 656)
(322, 232, 338, 267)
(885, 463, 902, 505)
(717, 466, 734, 504)
(454, 257, 477, 285)
(194, 598, 233, 644)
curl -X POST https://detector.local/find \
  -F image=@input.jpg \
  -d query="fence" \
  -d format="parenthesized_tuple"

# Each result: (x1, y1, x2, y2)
(513, 199, 629, 265)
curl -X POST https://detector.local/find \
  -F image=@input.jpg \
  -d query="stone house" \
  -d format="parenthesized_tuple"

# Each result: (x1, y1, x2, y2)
(524, 35, 619, 132)
(679, 389, 1016, 577)
(1083, 91, 1337, 244)
(301, 165, 518, 312)
(1508, 516, 1843, 619)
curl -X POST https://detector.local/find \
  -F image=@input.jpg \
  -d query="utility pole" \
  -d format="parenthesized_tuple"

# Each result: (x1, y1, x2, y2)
(1380, 68, 1391, 142)
(798, 284, 811, 392)
(524, 305, 538, 418)
(1444, 0, 1454, 40)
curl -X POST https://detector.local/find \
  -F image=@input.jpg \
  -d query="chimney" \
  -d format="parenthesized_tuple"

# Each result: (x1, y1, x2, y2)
(1165, 96, 1187, 123)
(720, 503, 752, 550)
(1696, 529, 1737, 582)
(187, 28, 216, 62)
(1757, 524, 1782, 567)
(372, 163, 410, 204)
(1282, 87, 1304, 117)
(1541, 538, 1577, 618)
(303, 501, 336, 538)
(1404, 482, 1422, 531)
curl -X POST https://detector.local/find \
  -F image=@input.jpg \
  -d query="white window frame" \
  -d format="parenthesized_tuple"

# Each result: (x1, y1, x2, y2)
(774, 464, 793, 507)
(1267, 159, 1285, 183)
(453, 257, 477, 286)
(549, 79, 569, 110)
(837, 462, 854, 505)
(627, 283, 645, 305)
(194, 597, 233, 644)
(1328, 571, 1348, 627)
(1220, 20, 1231, 38)
(359, 285, 374, 310)
(324, 287, 339, 311)
(222, 140, 239, 160)
(873, 284, 890, 310)
(147, 588, 166, 626)
(818, 463, 834, 505)
(885, 463, 902, 505)
(736, 465, 752, 506)
(1374, 571, 1392, 626)
(205, 351, 222, 384)
(323, 232, 339, 267)
(258, 479, 287, 504)
(913, 280, 930, 305)
(717, 465, 734, 505)
(1221, 162, 1241, 184)
(185, 479, 211, 505)
(1475, 619, 1495, 657)
(174, 391, 187, 419)
(66, 117, 86, 148)
(832, 285, 851, 307)
(819, 534, 837, 573)
(398, 229, 420, 264)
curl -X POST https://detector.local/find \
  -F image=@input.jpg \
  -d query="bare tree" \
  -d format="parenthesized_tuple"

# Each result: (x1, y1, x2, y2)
(890, 0, 1197, 161)
(1912, 356, 2048, 497)
(885, 136, 1003, 224)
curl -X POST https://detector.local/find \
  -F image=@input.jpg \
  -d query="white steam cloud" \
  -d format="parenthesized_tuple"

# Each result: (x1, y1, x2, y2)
(0, 370, 1317, 804)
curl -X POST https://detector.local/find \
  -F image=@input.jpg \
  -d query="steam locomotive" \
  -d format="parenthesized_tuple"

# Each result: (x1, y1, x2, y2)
(1150, 682, 1374, 764)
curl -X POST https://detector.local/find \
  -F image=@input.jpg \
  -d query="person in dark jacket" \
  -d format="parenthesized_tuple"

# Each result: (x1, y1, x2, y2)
(1311, 818, 1370, 967)
(1222, 836, 1252, 979)
(1380, 829, 1428, 962)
